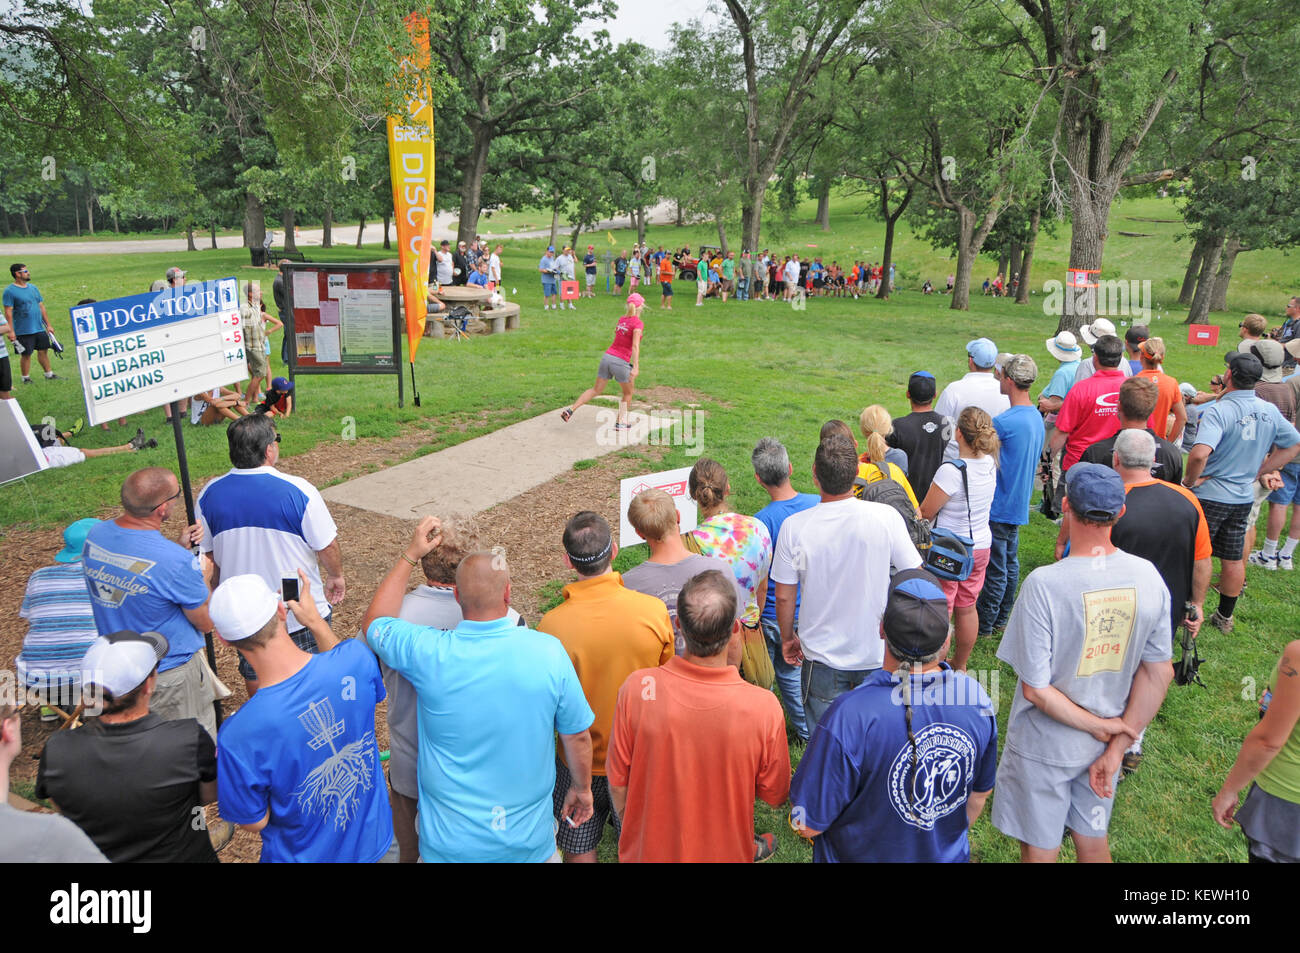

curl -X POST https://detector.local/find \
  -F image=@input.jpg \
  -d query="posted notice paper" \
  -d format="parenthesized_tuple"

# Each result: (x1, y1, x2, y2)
(313, 326, 341, 364)
(292, 272, 320, 310)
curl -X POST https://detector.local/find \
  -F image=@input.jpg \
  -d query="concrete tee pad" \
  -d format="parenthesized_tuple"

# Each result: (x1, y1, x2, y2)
(321, 402, 673, 520)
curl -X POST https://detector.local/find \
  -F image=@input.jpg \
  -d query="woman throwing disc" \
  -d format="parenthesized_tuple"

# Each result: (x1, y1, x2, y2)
(560, 293, 644, 431)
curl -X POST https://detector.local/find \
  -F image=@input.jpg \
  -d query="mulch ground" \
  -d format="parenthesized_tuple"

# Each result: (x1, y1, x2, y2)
(2, 387, 696, 861)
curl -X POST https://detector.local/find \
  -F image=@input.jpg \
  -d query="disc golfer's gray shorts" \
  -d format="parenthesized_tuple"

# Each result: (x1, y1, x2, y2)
(991, 745, 1119, 850)
(597, 353, 633, 384)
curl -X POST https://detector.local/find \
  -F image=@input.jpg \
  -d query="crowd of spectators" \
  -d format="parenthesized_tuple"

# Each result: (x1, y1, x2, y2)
(7, 306, 1300, 866)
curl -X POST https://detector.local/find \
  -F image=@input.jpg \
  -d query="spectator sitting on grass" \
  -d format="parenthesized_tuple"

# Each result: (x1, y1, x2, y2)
(254, 376, 294, 417)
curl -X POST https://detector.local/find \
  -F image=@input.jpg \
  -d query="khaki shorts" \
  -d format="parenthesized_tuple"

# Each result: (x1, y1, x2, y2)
(152, 650, 220, 740)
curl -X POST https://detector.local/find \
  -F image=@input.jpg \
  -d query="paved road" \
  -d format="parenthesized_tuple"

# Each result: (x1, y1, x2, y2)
(0, 202, 680, 257)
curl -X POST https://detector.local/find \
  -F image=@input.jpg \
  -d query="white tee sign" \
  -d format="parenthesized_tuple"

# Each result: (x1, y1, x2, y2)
(618, 466, 698, 549)
(70, 278, 248, 426)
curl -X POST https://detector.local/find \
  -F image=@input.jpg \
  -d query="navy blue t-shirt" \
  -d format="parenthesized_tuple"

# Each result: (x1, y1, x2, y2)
(791, 665, 997, 862)
(754, 493, 819, 626)
(989, 405, 1046, 525)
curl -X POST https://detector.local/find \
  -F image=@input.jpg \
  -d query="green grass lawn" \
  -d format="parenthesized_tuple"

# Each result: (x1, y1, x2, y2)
(4, 193, 1295, 862)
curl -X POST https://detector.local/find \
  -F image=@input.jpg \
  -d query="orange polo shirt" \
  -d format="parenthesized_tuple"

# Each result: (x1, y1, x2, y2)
(606, 656, 791, 863)
(537, 572, 672, 775)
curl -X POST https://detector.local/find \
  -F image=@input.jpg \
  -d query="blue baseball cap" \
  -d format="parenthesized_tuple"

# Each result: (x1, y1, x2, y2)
(1065, 463, 1127, 521)
(271, 376, 294, 391)
(909, 370, 934, 380)
(966, 338, 998, 368)
(55, 518, 100, 563)
(547, 245, 555, 253)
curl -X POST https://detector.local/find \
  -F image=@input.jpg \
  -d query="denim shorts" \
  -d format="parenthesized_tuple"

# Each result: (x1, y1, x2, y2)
(541, 278, 558, 296)
(1268, 462, 1300, 506)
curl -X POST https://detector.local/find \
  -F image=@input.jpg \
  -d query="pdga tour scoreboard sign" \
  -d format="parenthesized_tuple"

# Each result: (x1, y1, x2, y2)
(70, 278, 248, 426)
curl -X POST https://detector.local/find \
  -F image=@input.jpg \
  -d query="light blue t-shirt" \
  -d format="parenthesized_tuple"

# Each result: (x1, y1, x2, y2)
(538, 254, 556, 279)
(1193, 391, 1300, 504)
(82, 521, 207, 672)
(217, 639, 393, 863)
(366, 615, 594, 862)
(755, 493, 820, 625)
(1041, 360, 1080, 401)
(3, 283, 44, 335)
(990, 405, 1046, 525)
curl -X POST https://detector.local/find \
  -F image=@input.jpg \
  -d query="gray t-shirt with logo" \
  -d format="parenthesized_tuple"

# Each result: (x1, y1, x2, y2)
(997, 551, 1172, 769)
(622, 554, 741, 657)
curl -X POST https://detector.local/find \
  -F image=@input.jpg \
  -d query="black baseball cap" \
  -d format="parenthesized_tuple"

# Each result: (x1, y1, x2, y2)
(1124, 325, 1150, 345)
(883, 568, 951, 661)
(1224, 351, 1263, 389)
(907, 371, 936, 403)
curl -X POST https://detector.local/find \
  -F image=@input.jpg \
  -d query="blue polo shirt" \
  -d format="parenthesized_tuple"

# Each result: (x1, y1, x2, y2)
(82, 521, 207, 672)
(1040, 359, 1080, 400)
(3, 283, 44, 335)
(755, 493, 819, 626)
(790, 665, 997, 863)
(1194, 390, 1300, 504)
(990, 405, 1046, 525)
(366, 615, 594, 862)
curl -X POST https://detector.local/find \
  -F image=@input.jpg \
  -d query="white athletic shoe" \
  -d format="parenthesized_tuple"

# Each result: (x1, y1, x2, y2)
(1247, 550, 1278, 571)
(568, 303, 576, 310)
(1280, 555, 1295, 571)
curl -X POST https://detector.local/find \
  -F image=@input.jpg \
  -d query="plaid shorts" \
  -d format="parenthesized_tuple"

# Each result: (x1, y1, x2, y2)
(552, 757, 619, 855)
(1198, 499, 1253, 561)
(236, 612, 330, 681)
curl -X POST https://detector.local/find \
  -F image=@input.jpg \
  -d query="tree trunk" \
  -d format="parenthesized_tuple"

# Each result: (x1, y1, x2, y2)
(283, 208, 298, 253)
(875, 178, 913, 301)
(997, 250, 1009, 281)
(243, 192, 265, 248)
(950, 209, 977, 311)
(1015, 207, 1041, 305)
(743, 181, 765, 259)
(186, 224, 197, 252)
(321, 204, 333, 249)
(548, 204, 560, 251)
(636, 206, 647, 246)
(456, 122, 492, 247)
(86, 192, 95, 235)
(21, 211, 31, 236)
(113, 209, 120, 234)
(676, 201, 684, 227)
(1185, 232, 1225, 325)
(569, 222, 583, 251)
(1178, 235, 1206, 306)
(382, 208, 391, 249)
(816, 179, 831, 230)
(1209, 236, 1242, 312)
(356, 214, 365, 249)
(717, 217, 729, 257)
(74, 197, 81, 237)
(1009, 242, 1023, 282)
(210, 221, 218, 249)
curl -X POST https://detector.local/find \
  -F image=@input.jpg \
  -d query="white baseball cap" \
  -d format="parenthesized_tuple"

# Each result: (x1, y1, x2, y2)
(81, 631, 169, 697)
(1080, 318, 1118, 347)
(210, 574, 280, 642)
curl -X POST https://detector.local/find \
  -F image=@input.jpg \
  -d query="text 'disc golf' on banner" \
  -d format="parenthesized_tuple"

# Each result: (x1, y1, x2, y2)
(69, 278, 246, 426)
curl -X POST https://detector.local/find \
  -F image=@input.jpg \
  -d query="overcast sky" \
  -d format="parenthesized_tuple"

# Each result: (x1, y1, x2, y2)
(586, 0, 715, 52)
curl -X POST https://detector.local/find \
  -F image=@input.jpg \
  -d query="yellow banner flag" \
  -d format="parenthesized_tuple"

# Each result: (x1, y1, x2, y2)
(387, 12, 436, 364)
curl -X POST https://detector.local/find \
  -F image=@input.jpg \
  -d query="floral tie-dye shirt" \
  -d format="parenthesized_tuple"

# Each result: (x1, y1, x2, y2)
(690, 513, 773, 625)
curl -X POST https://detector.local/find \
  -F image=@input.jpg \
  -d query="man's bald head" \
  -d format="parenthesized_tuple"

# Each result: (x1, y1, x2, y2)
(454, 551, 511, 618)
(121, 467, 178, 517)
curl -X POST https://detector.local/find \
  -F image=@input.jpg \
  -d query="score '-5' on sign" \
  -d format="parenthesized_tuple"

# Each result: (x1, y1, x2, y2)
(68, 277, 250, 427)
